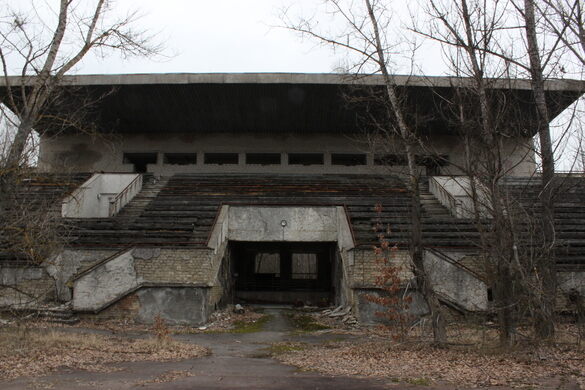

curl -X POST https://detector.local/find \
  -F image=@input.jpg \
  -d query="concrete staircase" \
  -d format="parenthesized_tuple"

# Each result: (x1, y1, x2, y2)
(114, 175, 170, 221)
(419, 178, 451, 218)
(38, 307, 80, 324)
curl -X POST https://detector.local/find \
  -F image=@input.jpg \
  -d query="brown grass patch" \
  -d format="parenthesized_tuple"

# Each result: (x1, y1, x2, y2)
(0, 327, 208, 380)
(277, 323, 585, 388)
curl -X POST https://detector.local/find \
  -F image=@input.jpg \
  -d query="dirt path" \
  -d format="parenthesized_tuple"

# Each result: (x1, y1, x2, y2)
(1, 307, 393, 389)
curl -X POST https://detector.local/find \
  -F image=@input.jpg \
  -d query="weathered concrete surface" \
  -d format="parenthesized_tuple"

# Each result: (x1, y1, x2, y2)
(39, 132, 537, 177)
(228, 206, 338, 242)
(355, 289, 429, 324)
(0, 267, 49, 307)
(62, 173, 140, 218)
(559, 272, 585, 294)
(73, 250, 142, 312)
(44, 250, 117, 302)
(0, 267, 43, 285)
(136, 287, 209, 325)
(424, 251, 488, 311)
(6, 72, 580, 89)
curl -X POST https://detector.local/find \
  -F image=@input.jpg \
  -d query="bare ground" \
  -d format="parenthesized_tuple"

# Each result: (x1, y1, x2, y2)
(0, 307, 583, 389)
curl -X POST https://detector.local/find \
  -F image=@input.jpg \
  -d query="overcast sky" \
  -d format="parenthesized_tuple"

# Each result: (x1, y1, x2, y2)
(75, 0, 345, 75)
(74, 0, 445, 76)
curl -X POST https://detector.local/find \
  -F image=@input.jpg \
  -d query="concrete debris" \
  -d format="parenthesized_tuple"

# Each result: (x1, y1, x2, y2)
(233, 304, 245, 314)
(329, 306, 351, 317)
(320, 306, 359, 329)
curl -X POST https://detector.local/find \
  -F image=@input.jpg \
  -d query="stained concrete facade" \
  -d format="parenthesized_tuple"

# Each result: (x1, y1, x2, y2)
(38, 132, 537, 177)
(3, 73, 584, 325)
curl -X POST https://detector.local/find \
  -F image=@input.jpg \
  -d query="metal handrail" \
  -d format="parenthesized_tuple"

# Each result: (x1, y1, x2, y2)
(426, 247, 484, 281)
(108, 174, 143, 217)
(428, 177, 463, 218)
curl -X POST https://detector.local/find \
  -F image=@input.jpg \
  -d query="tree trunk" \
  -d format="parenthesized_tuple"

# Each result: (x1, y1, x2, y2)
(6, 119, 34, 169)
(524, 0, 557, 340)
(365, 0, 447, 345)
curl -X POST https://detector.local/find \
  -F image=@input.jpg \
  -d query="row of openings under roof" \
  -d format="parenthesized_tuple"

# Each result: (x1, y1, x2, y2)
(122, 152, 448, 173)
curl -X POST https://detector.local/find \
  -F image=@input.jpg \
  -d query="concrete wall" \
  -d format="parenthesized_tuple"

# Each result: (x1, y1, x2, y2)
(83, 286, 210, 325)
(38, 132, 536, 177)
(73, 250, 143, 312)
(0, 267, 53, 308)
(134, 287, 209, 325)
(355, 289, 429, 325)
(44, 249, 119, 302)
(348, 248, 488, 321)
(424, 250, 488, 311)
(62, 173, 140, 218)
(72, 246, 217, 312)
(228, 206, 338, 242)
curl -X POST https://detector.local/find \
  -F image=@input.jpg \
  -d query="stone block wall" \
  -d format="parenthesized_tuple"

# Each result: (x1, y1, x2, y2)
(347, 248, 413, 288)
(133, 248, 215, 284)
(70, 245, 226, 325)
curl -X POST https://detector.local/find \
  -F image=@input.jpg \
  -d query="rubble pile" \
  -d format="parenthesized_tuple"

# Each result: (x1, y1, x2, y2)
(320, 305, 359, 328)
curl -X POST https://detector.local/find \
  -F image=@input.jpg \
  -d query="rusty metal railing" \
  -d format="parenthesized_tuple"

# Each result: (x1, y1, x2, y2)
(108, 174, 143, 217)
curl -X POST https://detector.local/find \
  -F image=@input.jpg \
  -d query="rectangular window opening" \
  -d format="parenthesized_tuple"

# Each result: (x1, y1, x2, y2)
(254, 253, 280, 277)
(246, 153, 281, 165)
(288, 153, 324, 166)
(331, 153, 367, 166)
(291, 253, 318, 280)
(374, 154, 407, 166)
(204, 153, 239, 165)
(122, 152, 158, 173)
(163, 153, 197, 165)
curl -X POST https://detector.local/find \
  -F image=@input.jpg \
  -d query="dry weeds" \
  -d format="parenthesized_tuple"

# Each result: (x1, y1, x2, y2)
(0, 327, 208, 380)
(277, 334, 585, 388)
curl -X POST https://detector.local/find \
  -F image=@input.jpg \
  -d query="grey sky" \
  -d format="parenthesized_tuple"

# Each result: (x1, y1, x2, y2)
(74, 0, 446, 76)
(76, 1, 348, 75)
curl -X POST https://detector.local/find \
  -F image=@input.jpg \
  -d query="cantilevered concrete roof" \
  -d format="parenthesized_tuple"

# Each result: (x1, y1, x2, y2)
(1, 73, 583, 136)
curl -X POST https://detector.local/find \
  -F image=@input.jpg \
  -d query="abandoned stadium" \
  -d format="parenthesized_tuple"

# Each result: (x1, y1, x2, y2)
(1, 73, 584, 325)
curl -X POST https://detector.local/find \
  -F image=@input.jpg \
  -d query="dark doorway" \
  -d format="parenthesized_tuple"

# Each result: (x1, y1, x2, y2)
(231, 242, 335, 305)
(123, 152, 157, 173)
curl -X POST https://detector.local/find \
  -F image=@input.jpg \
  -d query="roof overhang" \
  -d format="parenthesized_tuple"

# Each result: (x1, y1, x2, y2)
(1, 72, 583, 136)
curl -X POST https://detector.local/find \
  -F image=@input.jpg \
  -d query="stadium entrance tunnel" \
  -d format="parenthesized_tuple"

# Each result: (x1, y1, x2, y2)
(231, 241, 337, 305)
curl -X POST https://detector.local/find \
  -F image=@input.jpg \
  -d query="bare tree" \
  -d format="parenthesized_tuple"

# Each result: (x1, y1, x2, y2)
(520, 0, 558, 339)
(416, 0, 584, 341)
(0, 0, 160, 309)
(414, 0, 529, 345)
(538, 0, 585, 68)
(0, 0, 160, 169)
(281, 0, 447, 344)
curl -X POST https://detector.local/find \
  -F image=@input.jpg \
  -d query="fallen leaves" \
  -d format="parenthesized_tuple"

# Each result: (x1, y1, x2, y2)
(277, 340, 585, 388)
(0, 328, 208, 380)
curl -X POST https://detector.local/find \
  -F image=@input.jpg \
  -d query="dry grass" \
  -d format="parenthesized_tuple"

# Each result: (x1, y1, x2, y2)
(279, 340, 585, 387)
(277, 323, 585, 388)
(0, 327, 209, 380)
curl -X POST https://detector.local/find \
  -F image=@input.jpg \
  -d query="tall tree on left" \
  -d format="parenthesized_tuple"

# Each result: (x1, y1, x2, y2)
(0, 0, 160, 169)
(0, 1, 160, 306)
